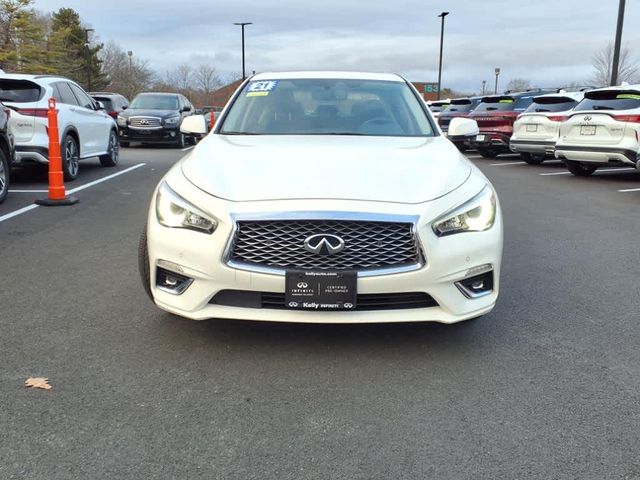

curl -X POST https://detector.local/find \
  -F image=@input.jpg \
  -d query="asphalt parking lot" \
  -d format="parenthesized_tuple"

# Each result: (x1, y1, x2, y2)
(1, 147, 639, 479)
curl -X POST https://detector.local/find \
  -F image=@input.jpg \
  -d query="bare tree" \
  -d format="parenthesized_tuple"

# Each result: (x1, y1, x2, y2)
(165, 64, 193, 93)
(505, 78, 531, 93)
(99, 41, 155, 99)
(194, 64, 222, 96)
(591, 42, 639, 87)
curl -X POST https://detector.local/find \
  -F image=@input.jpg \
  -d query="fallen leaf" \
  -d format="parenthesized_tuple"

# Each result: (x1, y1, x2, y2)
(25, 377, 52, 390)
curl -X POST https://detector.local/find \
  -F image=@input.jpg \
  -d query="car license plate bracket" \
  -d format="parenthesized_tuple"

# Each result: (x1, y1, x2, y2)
(285, 271, 357, 310)
(476, 134, 486, 142)
(580, 125, 597, 136)
(526, 124, 538, 132)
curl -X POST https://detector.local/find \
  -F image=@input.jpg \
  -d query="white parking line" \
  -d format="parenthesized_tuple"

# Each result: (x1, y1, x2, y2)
(490, 161, 526, 166)
(539, 167, 636, 176)
(0, 163, 146, 224)
(618, 187, 640, 193)
(180, 146, 194, 152)
(8, 189, 49, 193)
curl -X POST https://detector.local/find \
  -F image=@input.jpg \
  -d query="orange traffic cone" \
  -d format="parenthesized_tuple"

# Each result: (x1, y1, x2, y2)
(36, 98, 78, 206)
(209, 110, 216, 130)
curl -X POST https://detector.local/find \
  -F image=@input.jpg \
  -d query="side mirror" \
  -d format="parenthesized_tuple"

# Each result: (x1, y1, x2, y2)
(447, 118, 479, 138)
(122, 105, 128, 110)
(181, 106, 191, 113)
(96, 101, 105, 110)
(180, 114, 206, 135)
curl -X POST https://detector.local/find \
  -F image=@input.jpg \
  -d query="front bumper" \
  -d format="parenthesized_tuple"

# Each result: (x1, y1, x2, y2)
(555, 145, 639, 166)
(119, 126, 181, 143)
(509, 139, 556, 155)
(145, 167, 503, 324)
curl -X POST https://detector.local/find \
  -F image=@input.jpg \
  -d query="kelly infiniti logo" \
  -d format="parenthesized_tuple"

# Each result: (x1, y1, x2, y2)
(297, 282, 308, 289)
(303, 234, 345, 256)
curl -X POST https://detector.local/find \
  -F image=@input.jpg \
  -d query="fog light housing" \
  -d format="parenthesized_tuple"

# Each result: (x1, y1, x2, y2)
(155, 267, 193, 295)
(455, 271, 494, 299)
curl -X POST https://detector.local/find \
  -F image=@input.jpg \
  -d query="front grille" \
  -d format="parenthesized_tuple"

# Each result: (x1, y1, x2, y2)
(129, 116, 161, 128)
(210, 290, 438, 311)
(229, 220, 422, 272)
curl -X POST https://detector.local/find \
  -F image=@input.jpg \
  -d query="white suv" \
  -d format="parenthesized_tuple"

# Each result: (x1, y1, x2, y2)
(1, 74, 118, 180)
(555, 85, 640, 176)
(510, 91, 584, 164)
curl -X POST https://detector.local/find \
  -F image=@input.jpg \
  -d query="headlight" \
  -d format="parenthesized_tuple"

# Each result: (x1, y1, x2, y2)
(432, 186, 496, 237)
(117, 115, 127, 127)
(155, 182, 217, 234)
(164, 115, 181, 126)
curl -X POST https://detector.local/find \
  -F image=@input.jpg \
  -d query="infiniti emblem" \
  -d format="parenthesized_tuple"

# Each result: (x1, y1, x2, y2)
(303, 234, 345, 256)
(583, 115, 592, 122)
(140, 119, 149, 125)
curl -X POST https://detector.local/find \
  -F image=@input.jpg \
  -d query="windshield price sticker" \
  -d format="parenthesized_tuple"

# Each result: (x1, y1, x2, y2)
(246, 80, 279, 97)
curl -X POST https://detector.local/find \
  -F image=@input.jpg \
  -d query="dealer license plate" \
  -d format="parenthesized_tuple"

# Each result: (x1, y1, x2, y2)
(526, 124, 538, 132)
(580, 125, 596, 136)
(285, 271, 357, 310)
(476, 135, 486, 142)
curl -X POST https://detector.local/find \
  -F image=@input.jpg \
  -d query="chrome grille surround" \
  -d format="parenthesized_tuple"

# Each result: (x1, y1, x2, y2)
(129, 116, 162, 128)
(225, 212, 424, 277)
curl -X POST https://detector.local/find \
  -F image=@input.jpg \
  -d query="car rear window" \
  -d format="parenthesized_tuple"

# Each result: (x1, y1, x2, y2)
(442, 99, 480, 113)
(474, 97, 517, 112)
(574, 90, 640, 111)
(524, 97, 578, 113)
(0, 80, 42, 103)
(93, 97, 114, 110)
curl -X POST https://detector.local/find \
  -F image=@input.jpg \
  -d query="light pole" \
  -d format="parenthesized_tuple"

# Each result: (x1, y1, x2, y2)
(494, 67, 501, 94)
(84, 28, 94, 91)
(233, 22, 252, 80)
(482, 80, 487, 95)
(611, 0, 626, 86)
(127, 50, 133, 97)
(436, 12, 449, 101)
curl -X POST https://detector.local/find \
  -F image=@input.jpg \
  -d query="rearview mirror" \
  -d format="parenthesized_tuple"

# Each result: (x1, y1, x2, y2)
(180, 114, 206, 135)
(447, 118, 479, 138)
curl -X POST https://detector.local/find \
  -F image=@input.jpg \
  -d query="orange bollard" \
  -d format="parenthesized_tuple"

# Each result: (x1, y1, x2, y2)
(209, 110, 215, 130)
(36, 98, 78, 206)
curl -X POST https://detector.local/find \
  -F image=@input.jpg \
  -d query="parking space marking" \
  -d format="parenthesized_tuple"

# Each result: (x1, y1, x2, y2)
(180, 146, 194, 152)
(0, 163, 146, 224)
(66, 163, 146, 194)
(8, 189, 49, 193)
(0, 204, 39, 223)
(539, 167, 636, 176)
(618, 187, 640, 193)
(489, 161, 526, 166)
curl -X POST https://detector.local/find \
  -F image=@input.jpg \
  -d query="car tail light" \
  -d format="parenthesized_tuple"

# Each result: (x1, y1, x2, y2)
(15, 107, 48, 118)
(2, 107, 10, 119)
(108, 111, 118, 119)
(548, 115, 568, 122)
(612, 114, 640, 123)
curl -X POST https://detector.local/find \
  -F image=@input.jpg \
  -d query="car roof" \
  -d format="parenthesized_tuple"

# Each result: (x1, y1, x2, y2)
(251, 71, 406, 82)
(584, 84, 640, 94)
(136, 92, 180, 96)
(0, 73, 71, 82)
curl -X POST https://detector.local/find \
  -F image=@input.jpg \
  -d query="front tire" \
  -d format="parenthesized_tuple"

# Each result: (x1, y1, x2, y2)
(176, 133, 186, 149)
(520, 152, 546, 165)
(99, 130, 119, 167)
(0, 147, 9, 204)
(478, 147, 499, 159)
(565, 160, 597, 176)
(61, 134, 80, 181)
(138, 227, 154, 302)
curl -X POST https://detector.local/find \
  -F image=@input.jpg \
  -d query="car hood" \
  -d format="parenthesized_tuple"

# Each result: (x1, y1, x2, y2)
(121, 109, 178, 118)
(181, 135, 471, 204)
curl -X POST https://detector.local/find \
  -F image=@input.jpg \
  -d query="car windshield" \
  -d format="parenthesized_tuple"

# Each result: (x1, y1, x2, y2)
(220, 78, 434, 136)
(130, 94, 178, 110)
(574, 90, 640, 111)
(524, 98, 577, 113)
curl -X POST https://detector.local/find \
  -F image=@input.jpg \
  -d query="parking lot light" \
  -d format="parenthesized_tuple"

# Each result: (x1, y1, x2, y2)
(611, 0, 626, 86)
(233, 22, 252, 80)
(437, 12, 449, 101)
(494, 67, 501, 94)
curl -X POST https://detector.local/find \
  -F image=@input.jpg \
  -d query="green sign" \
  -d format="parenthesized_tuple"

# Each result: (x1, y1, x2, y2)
(424, 83, 439, 94)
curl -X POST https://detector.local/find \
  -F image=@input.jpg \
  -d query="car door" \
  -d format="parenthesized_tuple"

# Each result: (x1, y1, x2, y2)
(52, 81, 81, 145)
(68, 82, 112, 156)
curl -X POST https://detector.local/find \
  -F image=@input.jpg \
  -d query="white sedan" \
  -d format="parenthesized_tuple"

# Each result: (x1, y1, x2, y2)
(140, 71, 503, 324)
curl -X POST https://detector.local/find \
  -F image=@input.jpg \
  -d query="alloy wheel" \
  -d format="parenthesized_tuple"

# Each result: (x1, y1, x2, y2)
(66, 138, 79, 178)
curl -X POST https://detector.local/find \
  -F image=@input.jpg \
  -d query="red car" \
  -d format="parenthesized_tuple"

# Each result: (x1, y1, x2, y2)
(468, 90, 556, 158)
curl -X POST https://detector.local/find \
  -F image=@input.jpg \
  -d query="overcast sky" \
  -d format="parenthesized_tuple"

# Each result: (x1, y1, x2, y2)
(34, 0, 640, 93)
